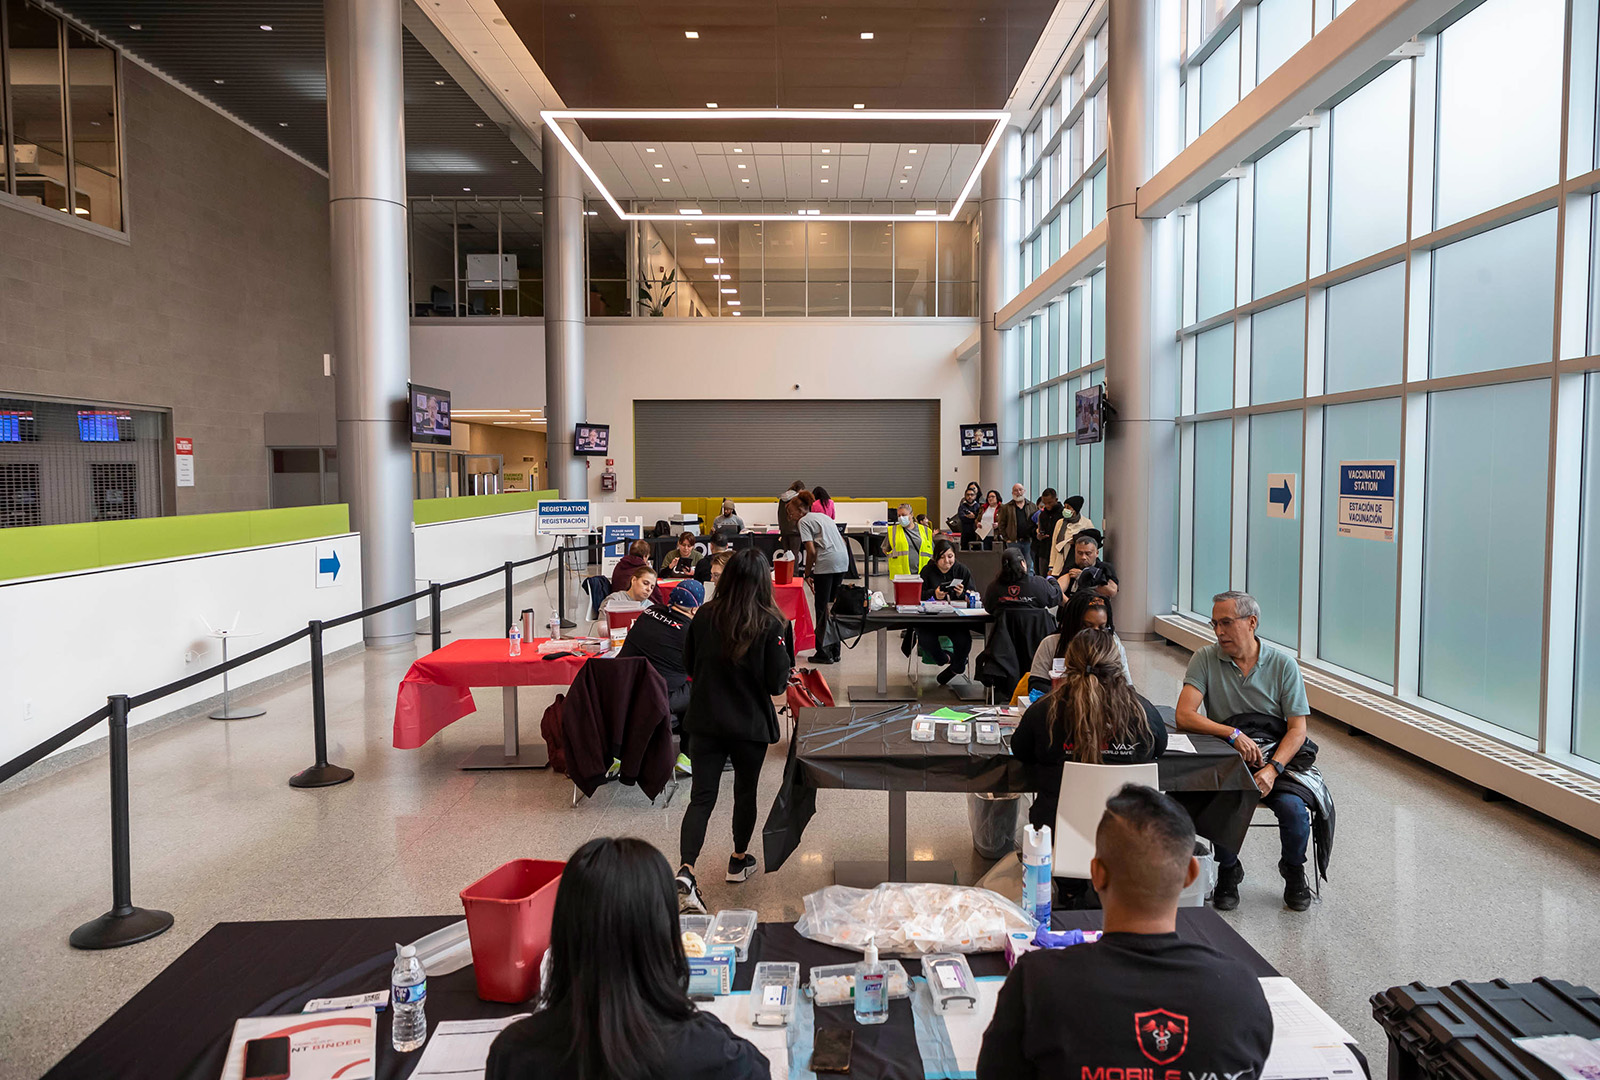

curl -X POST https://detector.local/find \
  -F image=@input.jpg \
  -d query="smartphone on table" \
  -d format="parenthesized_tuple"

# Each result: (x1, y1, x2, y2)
(812, 1026, 854, 1073)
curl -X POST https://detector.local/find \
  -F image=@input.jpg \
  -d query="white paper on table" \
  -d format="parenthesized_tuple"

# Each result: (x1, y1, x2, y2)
(936, 978, 1005, 1072)
(1515, 1035, 1600, 1080)
(412, 1015, 531, 1079)
(1259, 978, 1358, 1045)
(1262, 1040, 1363, 1080)
(1165, 733, 1198, 753)
(220, 1007, 376, 1080)
(696, 994, 790, 1080)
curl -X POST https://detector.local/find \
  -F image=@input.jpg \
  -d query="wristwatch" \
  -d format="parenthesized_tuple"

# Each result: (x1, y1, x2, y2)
(1268, 759, 1284, 774)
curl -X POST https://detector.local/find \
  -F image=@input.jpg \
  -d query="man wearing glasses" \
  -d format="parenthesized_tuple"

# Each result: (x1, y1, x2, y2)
(1175, 591, 1314, 912)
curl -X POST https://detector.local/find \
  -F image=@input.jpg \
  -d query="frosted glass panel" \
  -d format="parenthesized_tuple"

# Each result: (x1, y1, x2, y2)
(1253, 132, 1309, 298)
(1090, 271, 1106, 364)
(1420, 380, 1550, 736)
(1199, 30, 1241, 135)
(1329, 63, 1410, 269)
(1197, 182, 1238, 320)
(1434, 0, 1564, 227)
(1067, 287, 1084, 368)
(1431, 210, 1557, 378)
(1247, 411, 1302, 646)
(1256, 0, 1312, 81)
(1575, 374, 1600, 762)
(1196, 323, 1235, 413)
(1319, 399, 1401, 681)
(1325, 263, 1405, 393)
(1251, 298, 1305, 404)
(1192, 420, 1233, 612)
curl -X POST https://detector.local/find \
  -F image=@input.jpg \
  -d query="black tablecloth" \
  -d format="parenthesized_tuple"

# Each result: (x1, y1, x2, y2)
(43, 910, 1288, 1080)
(763, 705, 1260, 872)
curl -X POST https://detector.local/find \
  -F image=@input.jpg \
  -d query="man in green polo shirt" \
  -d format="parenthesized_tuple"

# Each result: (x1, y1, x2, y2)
(1176, 591, 1314, 912)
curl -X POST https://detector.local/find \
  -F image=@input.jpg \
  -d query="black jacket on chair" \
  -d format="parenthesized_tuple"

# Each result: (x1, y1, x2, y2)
(975, 607, 1058, 692)
(560, 657, 675, 799)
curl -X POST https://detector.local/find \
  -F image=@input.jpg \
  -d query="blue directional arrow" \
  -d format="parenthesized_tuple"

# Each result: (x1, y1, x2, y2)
(319, 550, 341, 580)
(1270, 480, 1293, 512)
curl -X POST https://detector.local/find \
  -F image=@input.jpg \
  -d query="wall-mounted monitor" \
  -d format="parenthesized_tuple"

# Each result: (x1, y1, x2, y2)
(409, 383, 452, 446)
(1075, 385, 1105, 445)
(0, 409, 35, 443)
(960, 423, 998, 456)
(77, 410, 134, 442)
(574, 423, 610, 455)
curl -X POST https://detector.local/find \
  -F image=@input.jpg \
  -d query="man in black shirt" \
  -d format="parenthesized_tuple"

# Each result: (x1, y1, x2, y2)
(617, 580, 702, 725)
(977, 785, 1274, 1080)
(695, 535, 731, 583)
(1059, 530, 1119, 603)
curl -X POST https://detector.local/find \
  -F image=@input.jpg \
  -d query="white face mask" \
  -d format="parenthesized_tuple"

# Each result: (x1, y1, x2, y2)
(898, 514, 911, 527)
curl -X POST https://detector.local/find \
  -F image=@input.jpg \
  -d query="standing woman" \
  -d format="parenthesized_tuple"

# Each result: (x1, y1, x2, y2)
(677, 548, 794, 914)
(812, 485, 838, 518)
(977, 489, 1002, 549)
(956, 482, 982, 549)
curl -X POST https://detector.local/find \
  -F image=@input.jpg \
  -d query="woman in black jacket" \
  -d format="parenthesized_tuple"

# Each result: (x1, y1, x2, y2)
(1011, 629, 1166, 832)
(487, 837, 769, 1080)
(982, 547, 1062, 611)
(918, 538, 977, 684)
(676, 548, 794, 914)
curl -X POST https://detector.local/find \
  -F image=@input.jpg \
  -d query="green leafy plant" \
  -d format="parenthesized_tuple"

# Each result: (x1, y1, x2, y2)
(637, 266, 677, 316)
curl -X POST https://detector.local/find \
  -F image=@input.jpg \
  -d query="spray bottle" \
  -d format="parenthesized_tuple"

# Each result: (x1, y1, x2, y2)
(1021, 823, 1052, 928)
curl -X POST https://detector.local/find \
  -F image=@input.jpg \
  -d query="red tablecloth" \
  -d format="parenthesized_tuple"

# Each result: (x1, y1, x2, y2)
(393, 638, 592, 749)
(774, 580, 816, 654)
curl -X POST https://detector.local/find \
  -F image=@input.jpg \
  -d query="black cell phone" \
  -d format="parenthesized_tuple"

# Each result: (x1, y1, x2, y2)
(243, 1035, 291, 1080)
(812, 1027, 854, 1074)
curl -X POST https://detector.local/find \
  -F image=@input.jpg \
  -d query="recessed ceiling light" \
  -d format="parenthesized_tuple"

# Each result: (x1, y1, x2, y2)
(727, 299, 741, 305)
(731, 310, 742, 316)
(475, 122, 484, 127)
(713, 273, 731, 279)
(214, 78, 225, 84)
(915, 209, 937, 215)
(128, 22, 141, 29)
(900, 178, 908, 184)
(260, 24, 272, 30)
(904, 165, 913, 170)
(860, 31, 874, 39)
(721, 288, 736, 294)
(511, 160, 519, 164)
(646, 147, 656, 153)
(741, 178, 751, 183)
(684, 29, 699, 38)
(680, 208, 703, 215)
(435, 80, 445, 86)
(821, 164, 829, 169)
(586, 210, 598, 215)
(821, 148, 831, 154)
(733, 148, 744, 153)
(908, 148, 918, 154)
(706, 102, 718, 108)
(463, 186, 471, 191)
(853, 103, 865, 109)
(737, 163, 747, 169)
(654, 163, 663, 168)
(705, 257, 723, 263)
(694, 237, 716, 244)
(279, 122, 288, 127)
(663, 178, 671, 182)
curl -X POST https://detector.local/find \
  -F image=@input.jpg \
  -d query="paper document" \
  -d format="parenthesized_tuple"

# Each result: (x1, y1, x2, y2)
(927, 707, 973, 722)
(932, 977, 1006, 1072)
(412, 1015, 530, 1079)
(1259, 978, 1357, 1045)
(697, 994, 791, 1080)
(953, 606, 989, 616)
(1165, 733, 1197, 754)
(221, 1007, 376, 1080)
(1515, 1035, 1600, 1080)
(1262, 1039, 1363, 1080)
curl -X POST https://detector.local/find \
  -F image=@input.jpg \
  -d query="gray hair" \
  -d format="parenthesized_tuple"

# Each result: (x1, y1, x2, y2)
(1213, 591, 1260, 621)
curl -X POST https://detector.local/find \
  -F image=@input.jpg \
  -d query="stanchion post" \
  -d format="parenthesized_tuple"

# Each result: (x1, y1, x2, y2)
(429, 581, 443, 653)
(69, 695, 173, 950)
(290, 620, 354, 789)
(503, 561, 515, 635)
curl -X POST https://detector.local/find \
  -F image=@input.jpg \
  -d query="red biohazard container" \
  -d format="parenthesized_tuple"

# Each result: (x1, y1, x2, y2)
(459, 858, 565, 1003)
(893, 574, 924, 606)
(774, 557, 795, 585)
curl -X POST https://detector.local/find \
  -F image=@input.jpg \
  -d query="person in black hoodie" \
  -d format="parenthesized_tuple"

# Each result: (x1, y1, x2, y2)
(983, 547, 1062, 611)
(487, 837, 769, 1080)
(676, 548, 794, 914)
(918, 538, 978, 684)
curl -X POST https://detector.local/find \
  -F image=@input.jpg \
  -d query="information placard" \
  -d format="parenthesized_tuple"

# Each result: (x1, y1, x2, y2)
(1336, 460, 1396, 541)
(174, 436, 195, 488)
(536, 499, 592, 536)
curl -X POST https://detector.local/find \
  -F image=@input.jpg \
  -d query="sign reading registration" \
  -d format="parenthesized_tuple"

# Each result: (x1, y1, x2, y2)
(1337, 461, 1397, 542)
(537, 500, 591, 536)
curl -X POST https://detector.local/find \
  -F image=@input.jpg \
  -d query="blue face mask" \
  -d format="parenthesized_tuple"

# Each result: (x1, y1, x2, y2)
(898, 514, 911, 527)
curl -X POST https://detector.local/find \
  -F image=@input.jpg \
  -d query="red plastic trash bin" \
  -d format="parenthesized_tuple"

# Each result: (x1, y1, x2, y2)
(459, 858, 565, 1003)
(774, 557, 795, 585)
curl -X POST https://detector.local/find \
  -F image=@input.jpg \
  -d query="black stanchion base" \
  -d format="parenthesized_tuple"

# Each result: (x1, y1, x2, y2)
(70, 906, 173, 950)
(289, 763, 355, 788)
(559, 618, 577, 629)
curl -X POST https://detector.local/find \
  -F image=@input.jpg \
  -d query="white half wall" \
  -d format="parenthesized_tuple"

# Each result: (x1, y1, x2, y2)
(412, 509, 559, 623)
(410, 317, 985, 522)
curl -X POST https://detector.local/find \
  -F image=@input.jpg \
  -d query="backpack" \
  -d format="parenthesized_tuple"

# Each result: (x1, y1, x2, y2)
(540, 694, 568, 775)
(784, 668, 835, 715)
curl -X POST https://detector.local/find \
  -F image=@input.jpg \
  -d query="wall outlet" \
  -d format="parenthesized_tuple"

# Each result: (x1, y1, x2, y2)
(184, 649, 200, 664)
(22, 700, 32, 721)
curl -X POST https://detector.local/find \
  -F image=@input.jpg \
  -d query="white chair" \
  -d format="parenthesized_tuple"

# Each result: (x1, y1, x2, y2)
(1052, 761, 1160, 879)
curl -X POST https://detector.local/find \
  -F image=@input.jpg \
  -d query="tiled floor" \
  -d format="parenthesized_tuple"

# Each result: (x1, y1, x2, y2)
(3, 580, 1599, 1078)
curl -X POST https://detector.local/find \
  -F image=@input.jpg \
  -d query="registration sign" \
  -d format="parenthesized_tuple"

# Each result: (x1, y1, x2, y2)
(536, 500, 592, 536)
(1336, 461, 1396, 542)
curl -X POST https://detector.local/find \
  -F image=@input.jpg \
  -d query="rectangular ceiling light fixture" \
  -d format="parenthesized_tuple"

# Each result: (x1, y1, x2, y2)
(541, 107, 1011, 223)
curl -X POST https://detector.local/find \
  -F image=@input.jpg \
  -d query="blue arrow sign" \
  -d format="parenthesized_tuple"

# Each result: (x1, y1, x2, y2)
(1269, 480, 1293, 512)
(318, 550, 340, 580)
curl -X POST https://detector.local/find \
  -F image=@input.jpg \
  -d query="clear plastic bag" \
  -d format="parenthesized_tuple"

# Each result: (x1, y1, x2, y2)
(795, 883, 1035, 956)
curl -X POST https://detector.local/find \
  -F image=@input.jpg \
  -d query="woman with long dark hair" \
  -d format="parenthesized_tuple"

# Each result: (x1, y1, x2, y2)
(487, 837, 768, 1080)
(1011, 630, 1166, 831)
(676, 548, 794, 913)
(1026, 592, 1130, 696)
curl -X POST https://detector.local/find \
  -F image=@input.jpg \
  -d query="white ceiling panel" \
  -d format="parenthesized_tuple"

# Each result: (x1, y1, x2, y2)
(784, 155, 812, 201)
(864, 144, 899, 199)
(755, 154, 787, 197)
(836, 153, 869, 200)
(911, 144, 954, 199)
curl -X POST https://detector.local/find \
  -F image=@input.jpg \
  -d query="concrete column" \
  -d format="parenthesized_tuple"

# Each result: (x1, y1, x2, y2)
(979, 126, 1022, 495)
(544, 121, 588, 499)
(325, 0, 416, 647)
(1104, 0, 1182, 638)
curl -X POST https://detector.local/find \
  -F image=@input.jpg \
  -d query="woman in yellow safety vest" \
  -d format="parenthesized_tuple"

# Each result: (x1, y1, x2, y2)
(885, 503, 934, 576)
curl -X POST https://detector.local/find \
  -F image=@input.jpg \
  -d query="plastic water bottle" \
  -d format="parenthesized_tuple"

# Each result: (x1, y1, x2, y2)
(853, 937, 889, 1025)
(547, 614, 562, 641)
(391, 943, 427, 1051)
(1022, 824, 1053, 928)
(508, 623, 522, 656)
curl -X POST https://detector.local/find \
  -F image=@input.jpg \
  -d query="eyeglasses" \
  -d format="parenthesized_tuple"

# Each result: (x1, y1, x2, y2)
(1209, 616, 1252, 630)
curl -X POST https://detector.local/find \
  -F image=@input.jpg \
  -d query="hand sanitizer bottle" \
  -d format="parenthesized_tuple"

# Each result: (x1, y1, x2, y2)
(853, 936, 889, 1025)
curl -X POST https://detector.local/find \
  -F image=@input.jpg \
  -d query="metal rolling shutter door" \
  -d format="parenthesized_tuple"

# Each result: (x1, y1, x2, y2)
(633, 399, 939, 504)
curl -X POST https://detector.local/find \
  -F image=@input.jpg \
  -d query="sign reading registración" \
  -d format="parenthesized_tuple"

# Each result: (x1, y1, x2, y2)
(1337, 461, 1396, 542)
(537, 500, 592, 536)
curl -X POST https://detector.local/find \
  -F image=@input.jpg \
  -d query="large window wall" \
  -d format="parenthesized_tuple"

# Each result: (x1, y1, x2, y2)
(1171, 0, 1600, 772)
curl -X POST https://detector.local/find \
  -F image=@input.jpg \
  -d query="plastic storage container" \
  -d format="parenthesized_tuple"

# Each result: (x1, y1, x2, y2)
(751, 962, 801, 1027)
(708, 909, 758, 961)
(922, 953, 979, 1012)
(459, 858, 565, 1003)
(679, 913, 713, 955)
(892, 575, 924, 606)
(809, 960, 912, 1007)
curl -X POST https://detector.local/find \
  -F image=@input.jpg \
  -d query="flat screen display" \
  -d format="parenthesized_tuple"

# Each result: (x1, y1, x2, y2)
(1075, 384, 1105, 445)
(574, 423, 610, 455)
(410, 384, 452, 446)
(0, 409, 34, 443)
(960, 423, 998, 456)
(78, 410, 134, 442)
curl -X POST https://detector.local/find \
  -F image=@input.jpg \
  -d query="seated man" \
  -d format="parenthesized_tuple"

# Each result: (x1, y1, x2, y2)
(609, 538, 654, 594)
(1057, 530, 1119, 603)
(660, 532, 701, 578)
(694, 534, 731, 583)
(1176, 590, 1314, 912)
(976, 785, 1273, 1080)
(594, 565, 656, 636)
(618, 581, 701, 768)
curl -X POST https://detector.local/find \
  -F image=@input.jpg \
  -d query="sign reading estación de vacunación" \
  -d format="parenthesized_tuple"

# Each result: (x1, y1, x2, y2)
(1337, 461, 1397, 542)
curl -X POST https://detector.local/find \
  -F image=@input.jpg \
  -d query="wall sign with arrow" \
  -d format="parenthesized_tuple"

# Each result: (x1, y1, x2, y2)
(314, 544, 343, 588)
(1266, 473, 1297, 520)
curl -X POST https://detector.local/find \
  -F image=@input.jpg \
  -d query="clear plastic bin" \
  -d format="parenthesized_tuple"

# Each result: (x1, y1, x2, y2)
(751, 962, 800, 1027)
(922, 953, 979, 1012)
(808, 960, 912, 1007)
(680, 913, 713, 955)
(708, 909, 758, 961)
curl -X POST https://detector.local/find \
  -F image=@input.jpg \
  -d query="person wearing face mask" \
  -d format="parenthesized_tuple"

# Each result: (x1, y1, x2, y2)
(1048, 495, 1095, 576)
(712, 499, 744, 539)
(884, 502, 933, 577)
(996, 484, 1039, 570)
(918, 538, 977, 684)
(955, 482, 982, 549)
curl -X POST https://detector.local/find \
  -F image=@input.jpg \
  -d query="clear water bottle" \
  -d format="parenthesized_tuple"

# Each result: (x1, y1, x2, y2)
(391, 943, 427, 1051)
(548, 614, 562, 641)
(508, 623, 522, 656)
